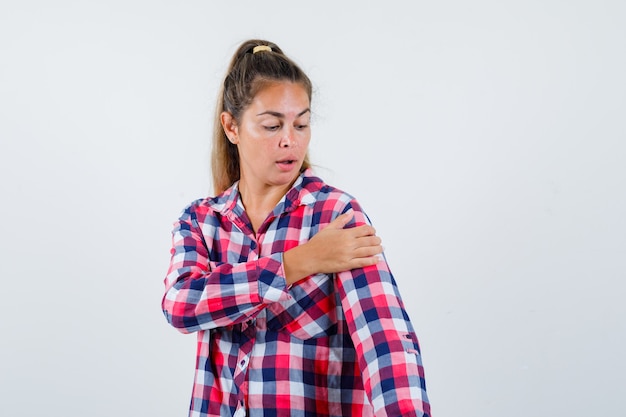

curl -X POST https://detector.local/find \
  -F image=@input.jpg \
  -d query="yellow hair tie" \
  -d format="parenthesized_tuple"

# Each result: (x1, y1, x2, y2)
(252, 45, 272, 54)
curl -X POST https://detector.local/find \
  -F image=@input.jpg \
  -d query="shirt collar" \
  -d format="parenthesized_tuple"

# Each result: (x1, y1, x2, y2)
(207, 168, 324, 217)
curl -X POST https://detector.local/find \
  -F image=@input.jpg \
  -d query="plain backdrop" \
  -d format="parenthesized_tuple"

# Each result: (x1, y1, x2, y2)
(1, 1, 625, 416)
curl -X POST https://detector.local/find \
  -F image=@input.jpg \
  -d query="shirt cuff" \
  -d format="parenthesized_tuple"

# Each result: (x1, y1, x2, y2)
(256, 253, 291, 303)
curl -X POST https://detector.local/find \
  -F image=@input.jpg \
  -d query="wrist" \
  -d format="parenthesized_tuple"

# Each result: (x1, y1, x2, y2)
(283, 245, 312, 285)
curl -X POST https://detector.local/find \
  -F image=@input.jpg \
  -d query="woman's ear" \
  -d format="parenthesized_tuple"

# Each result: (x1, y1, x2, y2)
(220, 112, 239, 144)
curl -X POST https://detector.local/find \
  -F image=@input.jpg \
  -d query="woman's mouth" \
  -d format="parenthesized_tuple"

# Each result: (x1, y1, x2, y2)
(276, 159, 297, 171)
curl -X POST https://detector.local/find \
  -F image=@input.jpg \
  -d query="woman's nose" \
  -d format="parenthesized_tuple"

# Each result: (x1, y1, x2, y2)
(279, 128, 294, 147)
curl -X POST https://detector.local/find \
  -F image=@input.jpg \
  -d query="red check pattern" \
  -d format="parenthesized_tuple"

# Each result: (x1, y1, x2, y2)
(162, 169, 431, 417)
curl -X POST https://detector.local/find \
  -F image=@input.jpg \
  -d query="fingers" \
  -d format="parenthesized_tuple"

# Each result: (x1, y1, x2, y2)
(305, 209, 385, 274)
(353, 241, 383, 258)
(354, 233, 382, 246)
(326, 210, 376, 237)
(348, 254, 383, 269)
(326, 209, 355, 230)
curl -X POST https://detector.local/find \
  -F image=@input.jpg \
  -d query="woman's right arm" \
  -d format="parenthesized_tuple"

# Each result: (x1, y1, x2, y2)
(162, 206, 382, 334)
(161, 205, 292, 334)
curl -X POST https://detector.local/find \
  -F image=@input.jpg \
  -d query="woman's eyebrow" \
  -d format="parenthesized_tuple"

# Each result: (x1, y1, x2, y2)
(256, 108, 311, 118)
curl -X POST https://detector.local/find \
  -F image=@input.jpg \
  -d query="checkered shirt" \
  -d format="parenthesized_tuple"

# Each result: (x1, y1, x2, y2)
(162, 169, 431, 417)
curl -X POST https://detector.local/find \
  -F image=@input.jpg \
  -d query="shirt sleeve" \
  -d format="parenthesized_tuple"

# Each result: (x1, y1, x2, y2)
(335, 207, 431, 417)
(161, 203, 292, 334)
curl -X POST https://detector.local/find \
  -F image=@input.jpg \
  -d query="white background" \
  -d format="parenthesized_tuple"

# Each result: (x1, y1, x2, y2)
(1, 1, 625, 416)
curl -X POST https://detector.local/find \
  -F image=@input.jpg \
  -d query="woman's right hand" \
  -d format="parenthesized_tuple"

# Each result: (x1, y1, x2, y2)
(283, 210, 383, 285)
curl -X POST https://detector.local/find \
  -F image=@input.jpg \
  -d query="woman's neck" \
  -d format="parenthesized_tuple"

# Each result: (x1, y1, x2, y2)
(237, 179, 293, 234)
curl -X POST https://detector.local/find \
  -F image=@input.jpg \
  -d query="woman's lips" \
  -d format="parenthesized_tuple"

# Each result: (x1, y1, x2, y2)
(276, 158, 297, 171)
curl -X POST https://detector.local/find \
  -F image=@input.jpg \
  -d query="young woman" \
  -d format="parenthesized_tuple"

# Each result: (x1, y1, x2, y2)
(162, 39, 431, 417)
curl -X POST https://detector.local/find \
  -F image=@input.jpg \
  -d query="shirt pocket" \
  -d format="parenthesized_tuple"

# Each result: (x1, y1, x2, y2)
(266, 273, 339, 340)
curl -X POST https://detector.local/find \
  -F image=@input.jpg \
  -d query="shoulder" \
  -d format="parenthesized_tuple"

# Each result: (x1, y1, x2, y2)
(175, 193, 227, 228)
(179, 183, 238, 219)
(300, 170, 353, 203)
(178, 197, 212, 216)
(300, 170, 368, 225)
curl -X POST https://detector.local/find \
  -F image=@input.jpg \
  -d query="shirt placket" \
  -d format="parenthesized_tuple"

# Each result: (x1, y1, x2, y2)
(233, 319, 256, 416)
(232, 215, 260, 416)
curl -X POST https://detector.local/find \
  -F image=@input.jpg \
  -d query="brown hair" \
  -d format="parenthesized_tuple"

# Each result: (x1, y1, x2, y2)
(211, 39, 313, 194)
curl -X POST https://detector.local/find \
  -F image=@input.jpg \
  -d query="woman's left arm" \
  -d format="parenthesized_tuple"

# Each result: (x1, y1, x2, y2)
(335, 208, 431, 417)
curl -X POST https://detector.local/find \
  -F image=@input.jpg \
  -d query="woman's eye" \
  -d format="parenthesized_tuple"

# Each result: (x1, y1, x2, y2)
(264, 125, 280, 131)
(296, 124, 309, 130)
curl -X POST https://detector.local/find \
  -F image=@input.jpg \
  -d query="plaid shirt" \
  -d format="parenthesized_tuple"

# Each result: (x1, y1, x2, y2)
(162, 169, 431, 417)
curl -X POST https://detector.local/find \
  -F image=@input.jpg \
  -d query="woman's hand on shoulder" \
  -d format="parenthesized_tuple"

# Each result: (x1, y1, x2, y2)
(283, 210, 383, 285)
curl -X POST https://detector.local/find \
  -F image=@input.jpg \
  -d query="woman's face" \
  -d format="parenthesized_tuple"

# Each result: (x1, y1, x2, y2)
(222, 81, 311, 192)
